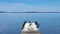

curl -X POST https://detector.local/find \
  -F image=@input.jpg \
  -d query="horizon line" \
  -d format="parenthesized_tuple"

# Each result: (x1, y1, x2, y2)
(0, 11, 60, 13)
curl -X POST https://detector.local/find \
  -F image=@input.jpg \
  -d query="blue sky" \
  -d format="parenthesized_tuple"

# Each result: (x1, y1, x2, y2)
(0, 0, 60, 12)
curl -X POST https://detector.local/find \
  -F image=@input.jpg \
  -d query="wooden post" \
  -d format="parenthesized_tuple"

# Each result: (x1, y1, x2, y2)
(21, 31, 40, 34)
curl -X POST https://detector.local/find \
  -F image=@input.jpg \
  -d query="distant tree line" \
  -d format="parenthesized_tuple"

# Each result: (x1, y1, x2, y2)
(0, 11, 60, 13)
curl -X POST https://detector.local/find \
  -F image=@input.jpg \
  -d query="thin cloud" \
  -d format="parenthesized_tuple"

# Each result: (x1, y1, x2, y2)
(0, 3, 59, 12)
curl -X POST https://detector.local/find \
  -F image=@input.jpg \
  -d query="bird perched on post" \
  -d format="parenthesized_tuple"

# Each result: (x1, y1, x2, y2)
(22, 21, 39, 32)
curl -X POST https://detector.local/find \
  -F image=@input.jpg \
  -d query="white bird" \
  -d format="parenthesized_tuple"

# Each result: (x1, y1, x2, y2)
(22, 21, 39, 32)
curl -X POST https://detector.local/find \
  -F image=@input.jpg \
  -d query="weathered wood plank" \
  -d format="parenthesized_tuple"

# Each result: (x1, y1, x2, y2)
(21, 31, 40, 34)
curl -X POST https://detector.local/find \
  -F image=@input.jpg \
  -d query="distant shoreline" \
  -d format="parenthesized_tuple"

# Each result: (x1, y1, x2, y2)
(0, 12, 60, 13)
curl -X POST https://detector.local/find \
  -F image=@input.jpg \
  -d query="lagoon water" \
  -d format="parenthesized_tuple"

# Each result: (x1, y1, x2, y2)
(0, 13, 60, 34)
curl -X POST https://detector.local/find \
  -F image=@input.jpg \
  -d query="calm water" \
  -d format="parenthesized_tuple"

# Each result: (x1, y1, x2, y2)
(0, 13, 60, 34)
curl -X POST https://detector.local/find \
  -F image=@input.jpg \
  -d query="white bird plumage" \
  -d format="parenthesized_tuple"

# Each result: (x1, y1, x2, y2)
(22, 22, 39, 31)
